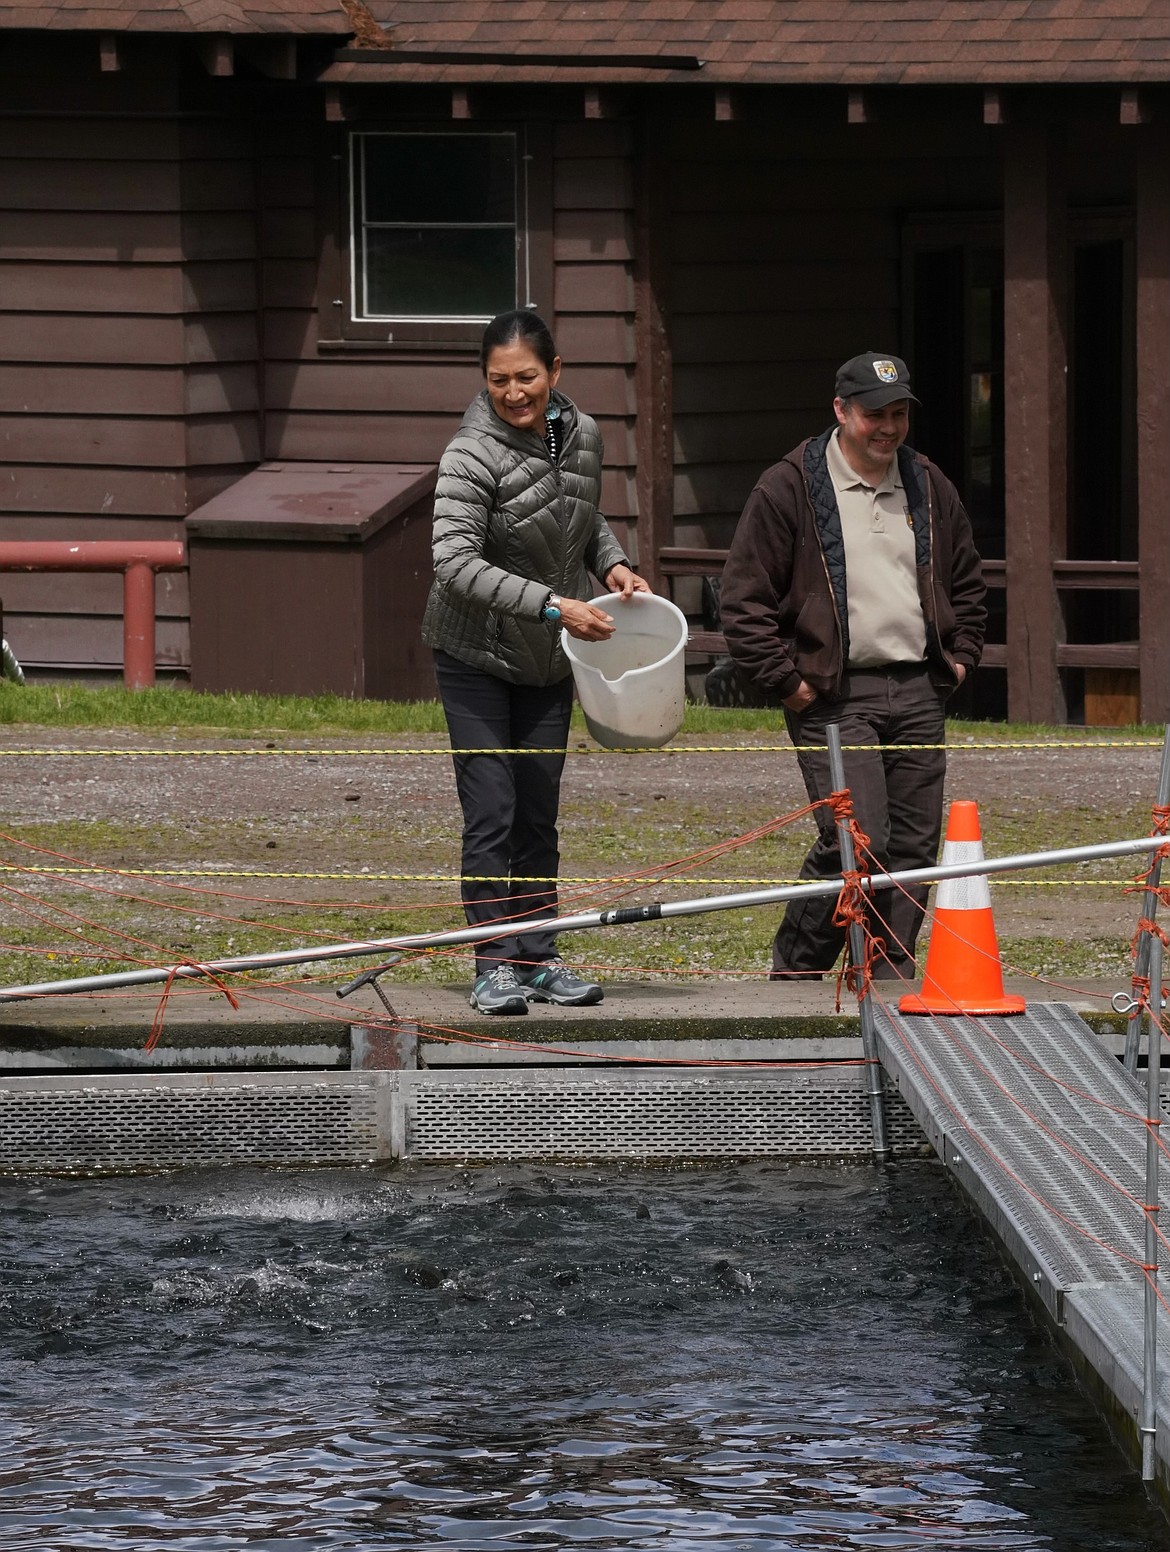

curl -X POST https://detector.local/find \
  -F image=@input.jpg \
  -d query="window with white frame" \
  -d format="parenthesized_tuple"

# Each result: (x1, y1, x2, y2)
(349, 130, 519, 325)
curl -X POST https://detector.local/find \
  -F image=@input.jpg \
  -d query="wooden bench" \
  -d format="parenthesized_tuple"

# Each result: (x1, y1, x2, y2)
(658, 545, 730, 656)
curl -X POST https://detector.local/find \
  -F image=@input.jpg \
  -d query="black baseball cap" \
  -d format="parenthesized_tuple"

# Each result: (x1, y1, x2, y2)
(834, 351, 920, 409)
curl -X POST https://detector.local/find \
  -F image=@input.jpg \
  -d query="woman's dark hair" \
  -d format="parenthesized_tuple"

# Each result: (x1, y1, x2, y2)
(480, 309, 558, 373)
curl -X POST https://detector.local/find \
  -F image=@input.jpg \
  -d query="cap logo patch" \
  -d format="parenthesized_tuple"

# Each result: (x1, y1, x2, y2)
(873, 360, 899, 383)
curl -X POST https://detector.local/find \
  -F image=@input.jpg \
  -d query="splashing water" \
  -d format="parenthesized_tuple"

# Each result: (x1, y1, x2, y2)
(0, 1161, 1163, 1550)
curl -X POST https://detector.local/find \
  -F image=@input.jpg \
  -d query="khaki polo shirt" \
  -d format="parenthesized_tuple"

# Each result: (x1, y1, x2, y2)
(825, 428, 926, 668)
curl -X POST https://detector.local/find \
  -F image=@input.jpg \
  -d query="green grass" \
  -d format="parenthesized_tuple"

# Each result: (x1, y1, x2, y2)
(0, 905, 783, 993)
(0, 896, 1132, 994)
(0, 684, 449, 737)
(997, 935, 1132, 980)
(0, 682, 1161, 991)
(0, 814, 794, 991)
(0, 681, 1163, 740)
(0, 823, 1135, 995)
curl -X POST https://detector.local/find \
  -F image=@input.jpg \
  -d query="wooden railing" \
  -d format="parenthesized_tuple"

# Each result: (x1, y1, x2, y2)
(978, 559, 1139, 670)
(659, 547, 730, 655)
(660, 549, 1141, 672)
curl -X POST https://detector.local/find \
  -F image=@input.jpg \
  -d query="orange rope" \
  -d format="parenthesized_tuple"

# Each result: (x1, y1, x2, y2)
(1125, 802, 1170, 898)
(858, 869, 1158, 1129)
(0, 881, 162, 966)
(1130, 918, 1170, 956)
(145, 961, 240, 1054)
(824, 788, 876, 1006)
(0, 806, 829, 989)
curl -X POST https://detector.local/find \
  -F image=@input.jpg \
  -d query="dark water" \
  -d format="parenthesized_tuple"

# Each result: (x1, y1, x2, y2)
(0, 1162, 1166, 1551)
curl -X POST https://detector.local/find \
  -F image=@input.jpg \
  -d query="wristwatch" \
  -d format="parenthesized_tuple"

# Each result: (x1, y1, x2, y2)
(541, 593, 562, 623)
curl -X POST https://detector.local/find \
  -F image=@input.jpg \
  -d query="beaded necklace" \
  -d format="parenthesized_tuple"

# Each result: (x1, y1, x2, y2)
(544, 406, 562, 463)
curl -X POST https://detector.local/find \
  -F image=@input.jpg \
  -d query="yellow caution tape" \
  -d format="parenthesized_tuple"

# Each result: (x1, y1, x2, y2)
(0, 741, 1161, 757)
(0, 863, 1138, 887)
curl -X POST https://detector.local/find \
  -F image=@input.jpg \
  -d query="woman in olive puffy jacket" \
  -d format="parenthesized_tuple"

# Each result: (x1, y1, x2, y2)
(422, 309, 650, 1016)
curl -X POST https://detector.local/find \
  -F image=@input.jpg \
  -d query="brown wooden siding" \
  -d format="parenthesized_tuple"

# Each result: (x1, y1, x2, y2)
(553, 121, 637, 559)
(0, 209, 253, 263)
(257, 112, 484, 474)
(0, 48, 1154, 717)
(178, 116, 263, 512)
(665, 115, 999, 552)
(258, 111, 639, 565)
(0, 572, 189, 670)
(0, 315, 187, 364)
(0, 38, 260, 676)
(0, 365, 187, 415)
(1, 469, 189, 519)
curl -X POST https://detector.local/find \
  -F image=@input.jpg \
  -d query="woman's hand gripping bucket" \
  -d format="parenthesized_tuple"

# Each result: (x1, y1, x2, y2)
(562, 593, 688, 748)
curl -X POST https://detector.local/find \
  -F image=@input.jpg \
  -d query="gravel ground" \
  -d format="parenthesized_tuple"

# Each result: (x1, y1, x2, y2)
(0, 725, 1163, 980)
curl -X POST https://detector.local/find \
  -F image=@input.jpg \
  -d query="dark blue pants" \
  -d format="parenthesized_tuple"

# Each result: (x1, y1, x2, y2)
(777, 665, 948, 978)
(434, 650, 573, 977)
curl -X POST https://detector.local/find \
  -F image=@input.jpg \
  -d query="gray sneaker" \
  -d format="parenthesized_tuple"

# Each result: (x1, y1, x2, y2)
(469, 964, 529, 1016)
(520, 957, 604, 1007)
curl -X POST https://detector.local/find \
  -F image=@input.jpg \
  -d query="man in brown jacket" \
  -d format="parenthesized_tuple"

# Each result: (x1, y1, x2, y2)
(720, 352, 986, 982)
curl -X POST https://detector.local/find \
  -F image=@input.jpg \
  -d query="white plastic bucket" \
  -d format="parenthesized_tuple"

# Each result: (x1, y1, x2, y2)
(562, 592, 688, 748)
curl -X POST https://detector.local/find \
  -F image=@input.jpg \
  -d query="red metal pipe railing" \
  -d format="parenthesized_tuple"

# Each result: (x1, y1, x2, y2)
(0, 541, 186, 689)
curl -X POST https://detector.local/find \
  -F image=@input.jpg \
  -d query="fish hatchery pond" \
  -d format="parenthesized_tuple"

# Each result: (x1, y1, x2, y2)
(0, 1160, 1167, 1551)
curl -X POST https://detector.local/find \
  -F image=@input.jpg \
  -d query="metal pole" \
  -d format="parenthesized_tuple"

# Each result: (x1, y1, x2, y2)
(0, 832, 1164, 1002)
(122, 559, 157, 691)
(1141, 927, 1164, 1481)
(826, 724, 888, 1162)
(1125, 724, 1170, 1073)
(0, 541, 183, 693)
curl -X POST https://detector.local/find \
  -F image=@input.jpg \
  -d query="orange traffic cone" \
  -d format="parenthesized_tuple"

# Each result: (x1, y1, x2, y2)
(899, 800, 1025, 1016)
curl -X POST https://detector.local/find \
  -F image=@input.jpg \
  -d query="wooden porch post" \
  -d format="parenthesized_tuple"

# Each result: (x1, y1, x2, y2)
(1003, 117, 1068, 722)
(1136, 121, 1170, 723)
(633, 108, 673, 592)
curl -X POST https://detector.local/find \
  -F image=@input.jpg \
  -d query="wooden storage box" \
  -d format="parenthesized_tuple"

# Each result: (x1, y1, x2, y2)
(188, 462, 437, 700)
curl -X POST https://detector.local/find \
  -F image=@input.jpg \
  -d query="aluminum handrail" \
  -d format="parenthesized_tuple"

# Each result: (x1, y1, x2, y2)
(0, 832, 1163, 1001)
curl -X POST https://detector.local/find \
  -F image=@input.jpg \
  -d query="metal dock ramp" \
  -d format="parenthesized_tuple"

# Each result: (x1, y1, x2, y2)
(875, 1000, 1168, 1487)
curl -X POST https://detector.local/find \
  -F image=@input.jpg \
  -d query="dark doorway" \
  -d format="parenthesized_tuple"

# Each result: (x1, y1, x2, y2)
(1069, 238, 1135, 565)
(910, 244, 1004, 564)
(907, 220, 1138, 724)
(907, 228, 1005, 718)
(1065, 236, 1138, 650)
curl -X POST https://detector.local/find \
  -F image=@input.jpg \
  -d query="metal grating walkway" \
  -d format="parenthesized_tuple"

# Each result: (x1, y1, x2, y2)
(874, 1000, 1169, 1479)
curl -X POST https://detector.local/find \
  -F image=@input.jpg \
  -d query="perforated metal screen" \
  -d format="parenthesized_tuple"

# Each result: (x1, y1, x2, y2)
(0, 1072, 389, 1174)
(0, 1065, 921, 1173)
(402, 1067, 923, 1162)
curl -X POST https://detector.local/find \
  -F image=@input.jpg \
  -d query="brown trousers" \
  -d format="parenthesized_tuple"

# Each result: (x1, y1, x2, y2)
(775, 664, 948, 979)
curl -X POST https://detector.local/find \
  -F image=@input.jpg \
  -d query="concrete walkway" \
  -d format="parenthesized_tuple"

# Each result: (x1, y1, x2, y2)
(0, 973, 1128, 1071)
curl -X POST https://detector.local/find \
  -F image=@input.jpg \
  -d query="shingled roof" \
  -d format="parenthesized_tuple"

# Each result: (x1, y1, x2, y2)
(0, 0, 351, 33)
(322, 0, 1170, 85)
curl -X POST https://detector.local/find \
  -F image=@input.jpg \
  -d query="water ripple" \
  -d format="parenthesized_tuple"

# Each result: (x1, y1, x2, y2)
(0, 1163, 1163, 1549)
